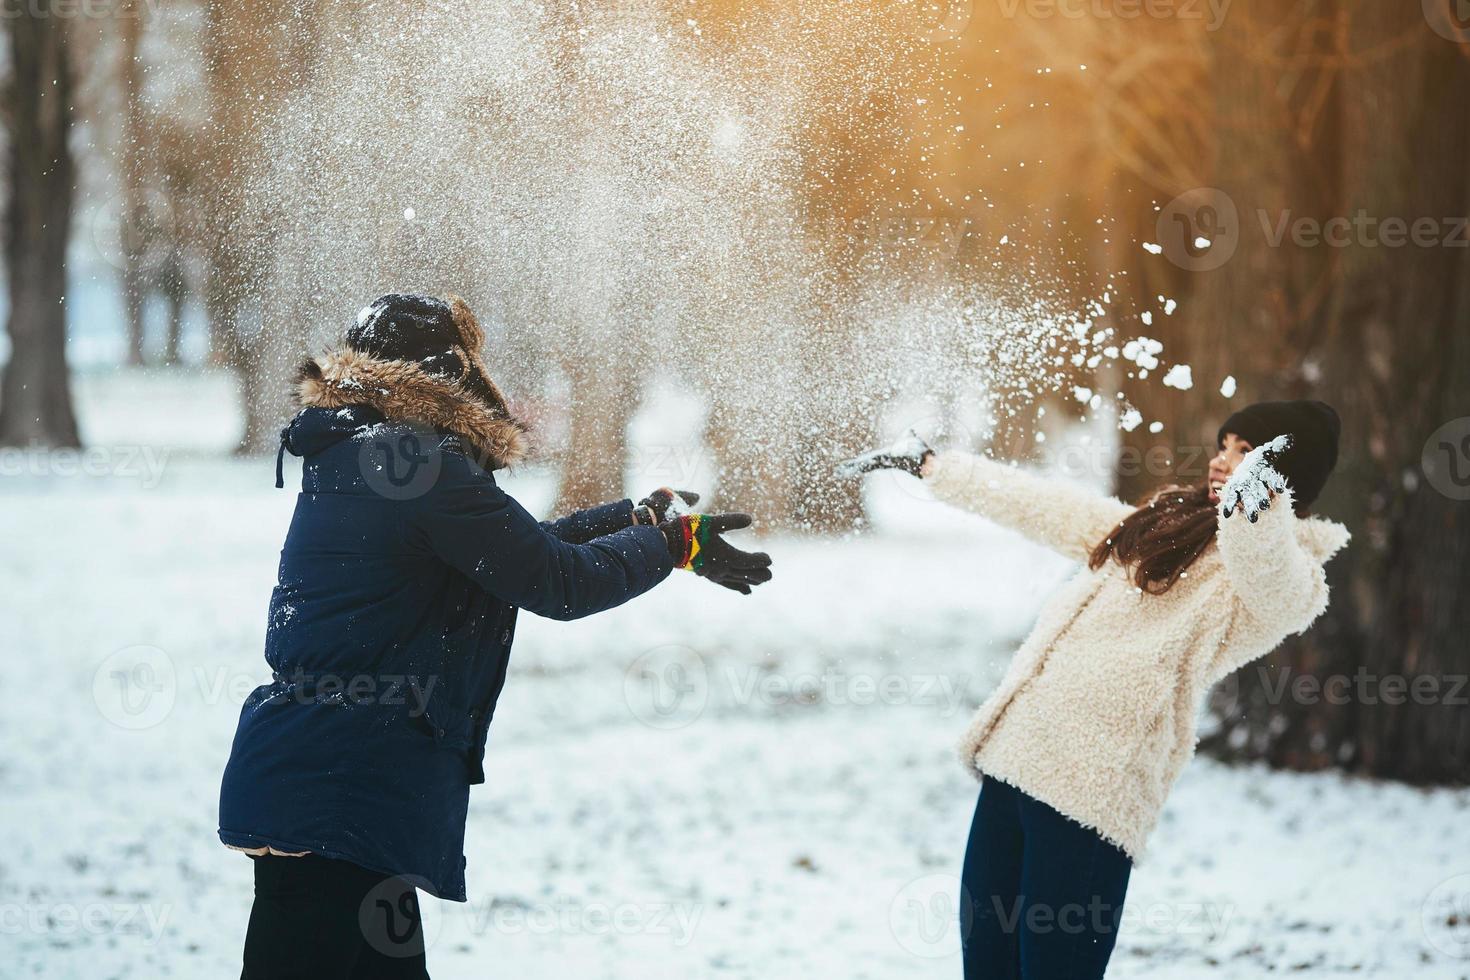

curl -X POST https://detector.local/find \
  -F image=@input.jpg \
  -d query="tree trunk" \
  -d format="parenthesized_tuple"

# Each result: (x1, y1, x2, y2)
(704, 397, 795, 531)
(235, 327, 280, 455)
(551, 356, 635, 515)
(1203, 1, 1470, 782)
(0, 12, 80, 449)
(201, 0, 320, 451)
(120, 9, 148, 368)
(162, 252, 185, 367)
(1113, 2, 1343, 501)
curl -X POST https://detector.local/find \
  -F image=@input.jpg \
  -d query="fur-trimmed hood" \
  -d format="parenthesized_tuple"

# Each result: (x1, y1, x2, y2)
(295, 296, 528, 469)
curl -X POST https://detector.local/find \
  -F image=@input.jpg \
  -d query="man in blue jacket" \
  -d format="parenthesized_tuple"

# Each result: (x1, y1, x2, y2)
(219, 293, 772, 978)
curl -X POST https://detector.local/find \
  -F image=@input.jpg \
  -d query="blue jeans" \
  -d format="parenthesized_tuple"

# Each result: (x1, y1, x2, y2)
(960, 778, 1132, 980)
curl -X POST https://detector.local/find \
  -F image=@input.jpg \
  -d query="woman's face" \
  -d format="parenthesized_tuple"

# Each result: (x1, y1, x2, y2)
(1208, 432, 1254, 504)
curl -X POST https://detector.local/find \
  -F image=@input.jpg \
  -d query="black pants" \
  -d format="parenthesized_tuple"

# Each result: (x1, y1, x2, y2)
(960, 778, 1132, 980)
(242, 854, 430, 979)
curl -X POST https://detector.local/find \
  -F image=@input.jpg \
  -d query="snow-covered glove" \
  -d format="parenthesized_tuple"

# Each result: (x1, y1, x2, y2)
(634, 488, 699, 526)
(835, 430, 935, 478)
(1220, 435, 1293, 523)
(660, 513, 774, 594)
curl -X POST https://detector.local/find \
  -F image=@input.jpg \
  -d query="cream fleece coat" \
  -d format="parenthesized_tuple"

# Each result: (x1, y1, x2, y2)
(924, 451, 1350, 860)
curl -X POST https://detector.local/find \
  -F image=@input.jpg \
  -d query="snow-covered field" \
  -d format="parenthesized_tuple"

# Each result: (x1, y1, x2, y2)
(5, 370, 1469, 979)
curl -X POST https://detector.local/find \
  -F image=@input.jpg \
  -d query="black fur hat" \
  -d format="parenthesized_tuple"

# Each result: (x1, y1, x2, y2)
(347, 294, 492, 398)
(1218, 400, 1340, 510)
(296, 293, 528, 469)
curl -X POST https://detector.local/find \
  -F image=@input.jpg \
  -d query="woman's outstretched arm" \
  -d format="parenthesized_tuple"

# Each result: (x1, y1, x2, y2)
(922, 451, 1133, 562)
(840, 431, 1132, 562)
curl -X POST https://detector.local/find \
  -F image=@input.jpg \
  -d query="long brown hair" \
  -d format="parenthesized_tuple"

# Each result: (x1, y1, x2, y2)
(1089, 483, 1218, 594)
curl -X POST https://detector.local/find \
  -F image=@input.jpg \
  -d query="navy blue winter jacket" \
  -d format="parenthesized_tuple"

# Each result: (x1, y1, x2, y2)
(218, 406, 672, 899)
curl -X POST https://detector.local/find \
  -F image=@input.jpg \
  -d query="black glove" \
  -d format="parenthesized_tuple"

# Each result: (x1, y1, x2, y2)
(1220, 435, 1293, 523)
(634, 487, 700, 526)
(660, 513, 774, 595)
(836, 430, 935, 478)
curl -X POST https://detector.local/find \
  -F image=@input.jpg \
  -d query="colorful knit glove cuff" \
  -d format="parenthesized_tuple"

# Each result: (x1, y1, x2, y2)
(662, 514, 709, 571)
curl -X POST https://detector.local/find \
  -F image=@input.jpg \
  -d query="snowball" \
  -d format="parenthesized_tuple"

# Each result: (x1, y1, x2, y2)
(1122, 337, 1162, 371)
(1161, 364, 1193, 390)
(1220, 375, 1238, 398)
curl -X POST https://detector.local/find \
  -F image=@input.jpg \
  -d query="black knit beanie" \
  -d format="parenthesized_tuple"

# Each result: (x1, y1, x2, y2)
(347, 293, 498, 406)
(1217, 400, 1341, 510)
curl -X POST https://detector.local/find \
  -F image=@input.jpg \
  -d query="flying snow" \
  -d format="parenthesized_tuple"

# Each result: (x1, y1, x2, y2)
(231, 0, 1202, 472)
(1161, 364, 1194, 390)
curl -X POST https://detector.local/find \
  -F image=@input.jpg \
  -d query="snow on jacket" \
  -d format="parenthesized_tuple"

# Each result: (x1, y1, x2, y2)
(218, 401, 671, 901)
(923, 450, 1350, 860)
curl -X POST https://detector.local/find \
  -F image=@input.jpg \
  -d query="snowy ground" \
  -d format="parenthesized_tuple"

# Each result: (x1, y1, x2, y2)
(5, 370, 1469, 979)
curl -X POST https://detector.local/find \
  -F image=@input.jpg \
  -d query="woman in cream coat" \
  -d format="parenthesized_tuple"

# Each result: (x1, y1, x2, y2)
(841, 400, 1349, 980)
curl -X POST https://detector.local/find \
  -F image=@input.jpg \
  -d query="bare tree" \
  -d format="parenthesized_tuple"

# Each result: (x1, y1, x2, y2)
(1, 11, 81, 448)
(201, 0, 319, 452)
(119, 8, 148, 367)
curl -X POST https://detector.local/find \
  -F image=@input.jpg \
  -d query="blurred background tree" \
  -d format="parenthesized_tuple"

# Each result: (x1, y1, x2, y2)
(1197, 0, 1470, 782)
(1, 7, 80, 447)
